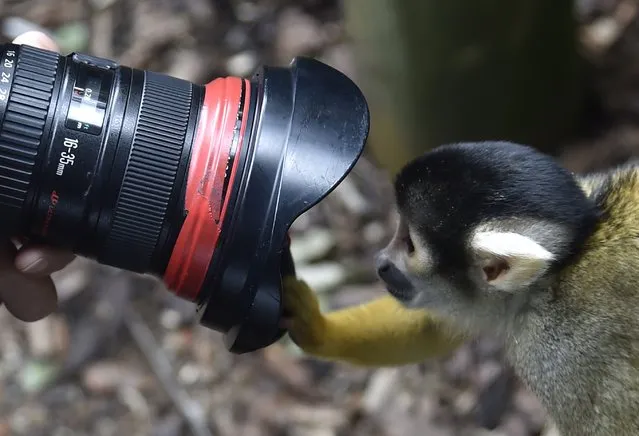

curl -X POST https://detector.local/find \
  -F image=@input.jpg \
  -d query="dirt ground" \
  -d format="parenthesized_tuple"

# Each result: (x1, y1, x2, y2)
(0, 0, 638, 435)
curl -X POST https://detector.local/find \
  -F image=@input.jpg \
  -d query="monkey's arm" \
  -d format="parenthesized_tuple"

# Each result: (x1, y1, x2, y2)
(282, 277, 468, 367)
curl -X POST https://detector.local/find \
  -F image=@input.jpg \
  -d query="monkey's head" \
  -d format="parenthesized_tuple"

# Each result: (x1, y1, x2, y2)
(376, 141, 601, 324)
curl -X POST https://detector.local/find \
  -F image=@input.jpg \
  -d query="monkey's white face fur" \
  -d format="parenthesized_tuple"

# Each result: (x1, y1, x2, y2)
(376, 214, 568, 330)
(379, 141, 600, 334)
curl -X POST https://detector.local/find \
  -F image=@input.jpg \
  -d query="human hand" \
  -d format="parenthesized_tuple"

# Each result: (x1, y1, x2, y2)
(0, 31, 75, 321)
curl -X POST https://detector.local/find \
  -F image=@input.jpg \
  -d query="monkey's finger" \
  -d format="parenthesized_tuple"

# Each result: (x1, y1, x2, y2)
(0, 240, 57, 321)
(12, 30, 59, 51)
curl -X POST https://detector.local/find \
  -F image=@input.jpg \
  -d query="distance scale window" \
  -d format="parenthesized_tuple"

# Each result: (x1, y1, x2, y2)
(65, 66, 112, 135)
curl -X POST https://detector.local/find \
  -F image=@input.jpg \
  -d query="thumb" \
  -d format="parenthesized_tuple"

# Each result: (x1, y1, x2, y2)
(0, 240, 57, 322)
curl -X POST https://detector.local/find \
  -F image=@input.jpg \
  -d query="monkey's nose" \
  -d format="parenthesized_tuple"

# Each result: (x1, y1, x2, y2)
(375, 255, 391, 276)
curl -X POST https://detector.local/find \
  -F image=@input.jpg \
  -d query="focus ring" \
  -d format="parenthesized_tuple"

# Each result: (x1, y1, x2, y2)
(0, 45, 59, 227)
(103, 71, 193, 271)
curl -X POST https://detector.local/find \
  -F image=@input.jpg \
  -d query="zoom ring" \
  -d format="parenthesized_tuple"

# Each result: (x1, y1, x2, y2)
(0, 45, 59, 227)
(103, 71, 193, 271)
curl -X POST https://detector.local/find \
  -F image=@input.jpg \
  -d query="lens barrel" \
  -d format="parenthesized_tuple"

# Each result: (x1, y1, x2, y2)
(0, 43, 201, 274)
(0, 43, 370, 353)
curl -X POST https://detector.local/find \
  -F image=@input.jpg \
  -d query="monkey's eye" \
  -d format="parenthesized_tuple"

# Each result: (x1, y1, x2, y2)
(403, 235, 415, 255)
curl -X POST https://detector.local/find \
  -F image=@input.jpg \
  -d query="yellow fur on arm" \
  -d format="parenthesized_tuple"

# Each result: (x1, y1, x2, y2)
(321, 296, 467, 366)
(283, 276, 466, 367)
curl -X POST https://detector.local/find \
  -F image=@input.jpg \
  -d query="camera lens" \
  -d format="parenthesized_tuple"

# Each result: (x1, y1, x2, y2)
(0, 43, 369, 353)
(0, 43, 202, 271)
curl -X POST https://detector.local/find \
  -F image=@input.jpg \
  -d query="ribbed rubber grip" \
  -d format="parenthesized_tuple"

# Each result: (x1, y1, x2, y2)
(0, 45, 59, 227)
(103, 71, 193, 271)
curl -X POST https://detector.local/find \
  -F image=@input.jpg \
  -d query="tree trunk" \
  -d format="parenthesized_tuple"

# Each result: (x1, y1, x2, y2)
(344, 0, 584, 174)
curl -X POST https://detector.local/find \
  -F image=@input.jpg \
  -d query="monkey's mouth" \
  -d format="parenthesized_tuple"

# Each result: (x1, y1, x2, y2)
(383, 283, 416, 303)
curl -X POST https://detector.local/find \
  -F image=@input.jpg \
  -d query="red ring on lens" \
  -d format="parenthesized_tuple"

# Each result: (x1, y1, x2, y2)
(163, 77, 251, 301)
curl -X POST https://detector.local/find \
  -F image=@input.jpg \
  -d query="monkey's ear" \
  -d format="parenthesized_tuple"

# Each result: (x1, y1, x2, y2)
(470, 231, 554, 292)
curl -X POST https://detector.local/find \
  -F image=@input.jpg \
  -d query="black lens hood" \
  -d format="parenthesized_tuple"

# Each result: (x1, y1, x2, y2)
(197, 57, 370, 353)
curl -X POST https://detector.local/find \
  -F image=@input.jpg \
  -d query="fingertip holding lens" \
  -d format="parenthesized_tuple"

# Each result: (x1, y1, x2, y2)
(14, 245, 75, 276)
(15, 253, 48, 274)
(12, 30, 59, 51)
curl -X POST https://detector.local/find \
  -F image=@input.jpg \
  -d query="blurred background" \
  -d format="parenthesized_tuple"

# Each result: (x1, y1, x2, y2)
(0, 0, 635, 434)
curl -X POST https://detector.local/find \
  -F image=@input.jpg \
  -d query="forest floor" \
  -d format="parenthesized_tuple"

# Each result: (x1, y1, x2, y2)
(0, 0, 638, 435)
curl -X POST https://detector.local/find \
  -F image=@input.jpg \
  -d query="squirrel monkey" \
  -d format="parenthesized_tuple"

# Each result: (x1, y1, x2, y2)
(283, 141, 639, 436)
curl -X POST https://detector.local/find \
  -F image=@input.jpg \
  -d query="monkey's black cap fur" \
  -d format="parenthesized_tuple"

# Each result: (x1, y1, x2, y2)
(394, 141, 601, 271)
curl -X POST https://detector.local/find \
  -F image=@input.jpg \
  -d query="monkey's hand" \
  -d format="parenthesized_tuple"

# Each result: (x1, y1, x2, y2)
(282, 276, 468, 367)
(282, 276, 329, 354)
